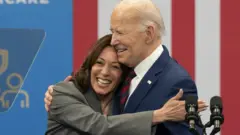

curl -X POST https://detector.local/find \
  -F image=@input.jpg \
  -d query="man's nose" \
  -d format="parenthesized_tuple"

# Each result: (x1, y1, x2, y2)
(111, 34, 119, 46)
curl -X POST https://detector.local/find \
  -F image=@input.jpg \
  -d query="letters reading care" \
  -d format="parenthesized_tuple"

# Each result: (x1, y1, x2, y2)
(0, 0, 49, 4)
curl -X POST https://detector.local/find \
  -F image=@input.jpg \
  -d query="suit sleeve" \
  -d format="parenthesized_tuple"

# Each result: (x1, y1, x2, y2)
(162, 77, 203, 135)
(49, 82, 153, 135)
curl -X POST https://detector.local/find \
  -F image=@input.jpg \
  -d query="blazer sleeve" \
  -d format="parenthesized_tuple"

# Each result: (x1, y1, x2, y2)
(162, 76, 203, 135)
(49, 82, 154, 135)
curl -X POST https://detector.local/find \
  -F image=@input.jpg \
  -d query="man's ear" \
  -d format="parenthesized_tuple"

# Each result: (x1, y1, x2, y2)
(145, 25, 155, 44)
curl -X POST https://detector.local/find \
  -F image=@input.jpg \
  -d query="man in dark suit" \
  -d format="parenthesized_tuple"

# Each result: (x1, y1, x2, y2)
(45, 0, 207, 134)
(109, 0, 203, 134)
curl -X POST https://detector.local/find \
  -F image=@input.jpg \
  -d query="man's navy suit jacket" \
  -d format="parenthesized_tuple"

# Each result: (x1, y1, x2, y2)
(113, 45, 200, 135)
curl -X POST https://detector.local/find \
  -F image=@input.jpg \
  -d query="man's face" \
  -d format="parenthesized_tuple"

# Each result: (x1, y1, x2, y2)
(110, 11, 149, 68)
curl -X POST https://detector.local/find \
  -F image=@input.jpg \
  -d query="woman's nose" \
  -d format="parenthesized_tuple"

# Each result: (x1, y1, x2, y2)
(100, 65, 110, 76)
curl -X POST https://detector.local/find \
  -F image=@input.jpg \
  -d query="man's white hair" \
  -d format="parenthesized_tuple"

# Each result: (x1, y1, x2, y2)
(117, 0, 165, 38)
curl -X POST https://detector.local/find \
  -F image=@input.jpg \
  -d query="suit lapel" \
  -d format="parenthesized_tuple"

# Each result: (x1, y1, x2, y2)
(84, 88, 102, 113)
(124, 45, 171, 113)
(112, 92, 121, 115)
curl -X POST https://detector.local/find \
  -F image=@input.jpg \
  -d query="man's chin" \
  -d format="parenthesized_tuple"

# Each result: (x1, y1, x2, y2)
(120, 60, 133, 68)
(118, 58, 127, 64)
(118, 56, 134, 67)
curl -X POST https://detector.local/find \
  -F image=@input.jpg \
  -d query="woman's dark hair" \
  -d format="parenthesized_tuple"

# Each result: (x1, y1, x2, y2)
(71, 34, 129, 93)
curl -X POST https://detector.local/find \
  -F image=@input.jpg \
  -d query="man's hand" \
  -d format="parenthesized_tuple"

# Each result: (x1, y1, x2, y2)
(153, 89, 208, 123)
(44, 85, 54, 112)
(44, 75, 72, 112)
(64, 75, 72, 82)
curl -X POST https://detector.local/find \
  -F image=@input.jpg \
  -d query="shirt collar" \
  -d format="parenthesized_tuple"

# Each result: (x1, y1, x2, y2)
(134, 45, 164, 78)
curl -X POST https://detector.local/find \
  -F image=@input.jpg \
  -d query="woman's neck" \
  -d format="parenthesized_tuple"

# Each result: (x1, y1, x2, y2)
(97, 92, 113, 115)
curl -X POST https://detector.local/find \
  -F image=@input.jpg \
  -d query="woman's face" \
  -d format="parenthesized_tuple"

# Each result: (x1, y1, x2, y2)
(91, 46, 122, 95)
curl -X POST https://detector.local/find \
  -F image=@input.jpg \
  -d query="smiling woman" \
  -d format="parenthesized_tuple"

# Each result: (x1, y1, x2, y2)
(71, 34, 129, 94)
(90, 46, 123, 114)
(71, 34, 129, 115)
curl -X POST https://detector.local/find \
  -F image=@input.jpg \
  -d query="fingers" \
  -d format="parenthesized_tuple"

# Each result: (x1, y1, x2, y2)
(178, 98, 208, 113)
(197, 99, 208, 112)
(198, 107, 207, 112)
(44, 104, 49, 112)
(44, 85, 54, 112)
(45, 88, 53, 101)
(46, 85, 54, 102)
(44, 85, 53, 105)
(198, 104, 208, 112)
(198, 104, 208, 110)
(198, 100, 208, 107)
(197, 99, 206, 104)
(64, 75, 72, 82)
(48, 85, 54, 94)
(44, 95, 50, 112)
(44, 96, 51, 106)
(178, 101, 185, 106)
(171, 89, 183, 100)
(198, 102, 208, 107)
(45, 103, 49, 112)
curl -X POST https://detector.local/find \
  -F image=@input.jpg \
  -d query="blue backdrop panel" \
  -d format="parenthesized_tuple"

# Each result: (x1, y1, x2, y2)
(0, 1, 73, 135)
(0, 28, 45, 112)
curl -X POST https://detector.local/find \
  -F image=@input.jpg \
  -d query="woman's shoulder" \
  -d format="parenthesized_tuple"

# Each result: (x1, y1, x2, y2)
(53, 81, 85, 97)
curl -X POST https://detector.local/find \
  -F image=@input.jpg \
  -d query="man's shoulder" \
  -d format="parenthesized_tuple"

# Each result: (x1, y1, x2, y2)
(166, 57, 192, 78)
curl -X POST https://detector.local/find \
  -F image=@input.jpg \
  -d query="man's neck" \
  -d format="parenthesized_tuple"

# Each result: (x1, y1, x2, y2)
(134, 39, 162, 68)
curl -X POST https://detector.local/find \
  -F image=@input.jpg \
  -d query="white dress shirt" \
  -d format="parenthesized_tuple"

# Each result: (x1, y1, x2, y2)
(125, 45, 164, 105)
